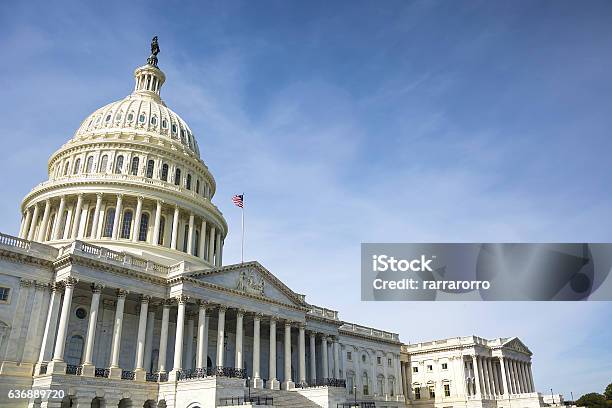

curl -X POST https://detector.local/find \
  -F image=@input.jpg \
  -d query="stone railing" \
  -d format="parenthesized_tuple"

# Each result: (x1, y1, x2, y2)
(0, 232, 59, 260)
(308, 305, 339, 321)
(295, 378, 346, 388)
(62, 240, 170, 277)
(340, 323, 399, 342)
(402, 335, 491, 353)
(177, 366, 246, 381)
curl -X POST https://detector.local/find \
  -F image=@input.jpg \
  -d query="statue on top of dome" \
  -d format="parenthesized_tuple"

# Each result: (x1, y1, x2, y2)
(147, 36, 160, 67)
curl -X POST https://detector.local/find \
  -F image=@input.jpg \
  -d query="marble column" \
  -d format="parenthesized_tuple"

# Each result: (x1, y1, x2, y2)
(184, 317, 195, 370)
(158, 300, 171, 373)
(282, 322, 294, 390)
(48, 278, 76, 374)
(499, 357, 508, 395)
(508, 359, 517, 394)
(81, 284, 103, 376)
(198, 220, 207, 260)
(487, 358, 497, 396)
(252, 314, 263, 387)
(132, 196, 144, 242)
(520, 361, 529, 393)
(143, 308, 156, 373)
(27, 204, 40, 241)
(481, 356, 491, 398)
(269, 318, 279, 390)
(134, 295, 151, 380)
(514, 360, 523, 393)
(38, 200, 51, 241)
(70, 194, 84, 239)
(20, 208, 32, 239)
(170, 296, 187, 379)
(321, 336, 329, 379)
(36, 284, 63, 373)
(52, 196, 66, 240)
(527, 362, 535, 392)
(110, 194, 122, 239)
(196, 301, 208, 369)
(170, 205, 180, 250)
(215, 232, 222, 266)
(153, 200, 163, 245)
(108, 289, 127, 379)
(333, 338, 340, 379)
(216, 306, 226, 367)
(234, 310, 244, 369)
(91, 193, 103, 238)
(187, 213, 195, 255)
(298, 324, 306, 385)
(208, 226, 216, 262)
(472, 355, 482, 397)
(309, 332, 317, 384)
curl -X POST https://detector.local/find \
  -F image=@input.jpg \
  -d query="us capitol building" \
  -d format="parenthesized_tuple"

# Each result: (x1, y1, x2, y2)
(0, 39, 545, 408)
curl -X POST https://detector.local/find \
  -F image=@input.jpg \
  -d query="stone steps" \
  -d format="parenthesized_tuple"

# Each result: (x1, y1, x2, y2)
(248, 388, 323, 407)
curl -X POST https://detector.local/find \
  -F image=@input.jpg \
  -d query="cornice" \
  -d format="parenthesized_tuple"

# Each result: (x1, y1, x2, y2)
(338, 327, 403, 346)
(0, 248, 55, 269)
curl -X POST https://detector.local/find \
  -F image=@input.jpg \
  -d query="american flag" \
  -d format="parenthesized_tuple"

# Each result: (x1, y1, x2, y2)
(232, 194, 244, 208)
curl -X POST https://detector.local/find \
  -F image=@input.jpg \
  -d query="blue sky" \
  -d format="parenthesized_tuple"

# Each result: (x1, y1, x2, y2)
(1, 0, 611, 398)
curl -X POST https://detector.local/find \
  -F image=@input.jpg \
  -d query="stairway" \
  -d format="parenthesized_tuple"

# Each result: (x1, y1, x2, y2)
(247, 387, 323, 407)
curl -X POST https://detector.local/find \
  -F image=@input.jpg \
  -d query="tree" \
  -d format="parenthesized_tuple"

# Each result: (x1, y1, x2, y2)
(576, 393, 607, 408)
(605, 383, 612, 401)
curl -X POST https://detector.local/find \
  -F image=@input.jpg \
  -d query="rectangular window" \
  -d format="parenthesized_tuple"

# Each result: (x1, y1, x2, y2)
(429, 386, 435, 398)
(347, 351, 352, 361)
(0, 287, 10, 302)
(414, 387, 421, 400)
(444, 384, 451, 397)
(377, 356, 381, 365)
(388, 358, 392, 367)
(413, 366, 418, 373)
(427, 364, 433, 371)
(442, 362, 448, 370)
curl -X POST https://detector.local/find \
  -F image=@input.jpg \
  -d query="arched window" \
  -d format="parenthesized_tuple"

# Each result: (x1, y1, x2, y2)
(99, 155, 108, 173)
(162, 119, 168, 129)
(85, 156, 94, 173)
(103, 208, 115, 237)
(73, 158, 81, 174)
(146, 160, 155, 178)
(139, 213, 149, 242)
(65, 335, 84, 366)
(150, 116, 157, 126)
(158, 216, 165, 245)
(389, 377, 395, 397)
(428, 381, 435, 399)
(194, 230, 200, 257)
(196, 180, 200, 194)
(182, 225, 189, 252)
(139, 113, 146, 123)
(347, 371, 355, 394)
(161, 163, 169, 181)
(63, 161, 70, 176)
(85, 208, 95, 238)
(413, 383, 421, 400)
(186, 174, 192, 190)
(174, 168, 181, 186)
(114, 155, 124, 174)
(120, 210, 133, 239)
(130, 156, 139, 176)
(377, 375, 384, 396)
(363, 372, 369, 396)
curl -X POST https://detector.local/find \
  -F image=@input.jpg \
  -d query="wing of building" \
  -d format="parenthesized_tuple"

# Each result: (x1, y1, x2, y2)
(0, 40, 543, 408)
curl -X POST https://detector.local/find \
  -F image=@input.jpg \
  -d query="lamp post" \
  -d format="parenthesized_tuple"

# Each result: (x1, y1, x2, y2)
(353, 385, 357, 406)
(248, 376, 251, 401)
(551, 389, 555, 404)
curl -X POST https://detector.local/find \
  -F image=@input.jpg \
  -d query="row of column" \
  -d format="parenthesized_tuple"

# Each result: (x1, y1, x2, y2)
(19, 193, 224, 266)
(36, 280, 343, 389)
(469, 355, 535, 399)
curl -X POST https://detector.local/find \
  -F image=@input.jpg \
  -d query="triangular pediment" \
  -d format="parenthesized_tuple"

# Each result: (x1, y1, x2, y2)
(185, 261, 308, 308)
(501, 337, 532, 355)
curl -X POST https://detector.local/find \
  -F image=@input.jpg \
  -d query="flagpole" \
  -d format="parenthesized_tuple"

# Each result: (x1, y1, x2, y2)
(241, 192, 244, 264)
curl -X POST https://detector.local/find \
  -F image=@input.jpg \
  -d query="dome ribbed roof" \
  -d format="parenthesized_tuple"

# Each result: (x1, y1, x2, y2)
(73, 92, 200, 157)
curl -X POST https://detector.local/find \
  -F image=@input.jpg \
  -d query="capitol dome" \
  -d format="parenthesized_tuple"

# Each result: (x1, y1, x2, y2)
(18, 38, 227, 268)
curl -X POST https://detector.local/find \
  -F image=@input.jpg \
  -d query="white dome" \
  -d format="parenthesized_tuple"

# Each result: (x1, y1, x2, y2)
(71, 64, 201, 157)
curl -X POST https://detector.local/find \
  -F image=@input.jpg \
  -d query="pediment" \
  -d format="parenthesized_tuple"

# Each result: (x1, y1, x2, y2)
(502, 337, 532, 355)
(185, 261, 308, 308)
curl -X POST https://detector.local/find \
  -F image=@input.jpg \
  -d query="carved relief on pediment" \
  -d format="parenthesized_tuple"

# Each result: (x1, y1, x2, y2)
(236, 269, 265, 296)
